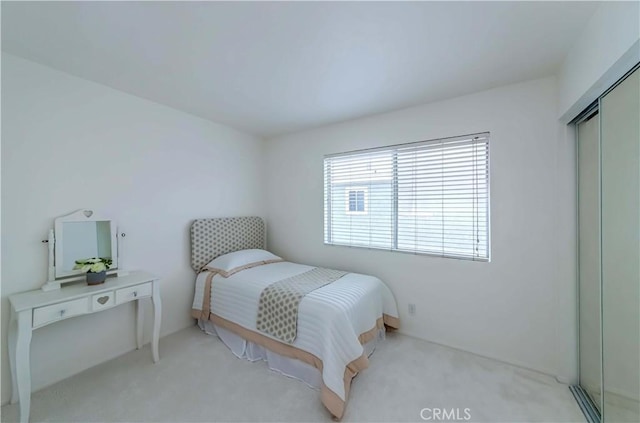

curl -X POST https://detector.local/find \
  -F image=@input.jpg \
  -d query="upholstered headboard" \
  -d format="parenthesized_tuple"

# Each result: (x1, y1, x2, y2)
(190, 216, 266, 272)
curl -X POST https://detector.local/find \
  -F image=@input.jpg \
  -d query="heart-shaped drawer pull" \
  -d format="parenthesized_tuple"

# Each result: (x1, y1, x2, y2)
(97, 296, 110, 305)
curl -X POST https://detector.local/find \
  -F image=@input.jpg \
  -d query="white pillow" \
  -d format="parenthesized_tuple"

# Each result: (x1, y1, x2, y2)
(203, 249, 282, 277)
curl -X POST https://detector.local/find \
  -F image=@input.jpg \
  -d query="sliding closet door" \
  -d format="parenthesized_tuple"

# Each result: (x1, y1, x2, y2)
(601, 67, 640, 423)
(578, 112, 602, 411)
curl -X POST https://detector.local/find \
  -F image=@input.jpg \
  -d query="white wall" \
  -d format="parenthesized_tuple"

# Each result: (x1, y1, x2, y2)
(558, 1, 640, 122)
(0, 53, 265, 404)
(265, 77, 577, 379)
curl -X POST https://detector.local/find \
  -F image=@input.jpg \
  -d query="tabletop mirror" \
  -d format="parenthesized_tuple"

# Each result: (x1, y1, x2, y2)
(42, 209, 120, 291)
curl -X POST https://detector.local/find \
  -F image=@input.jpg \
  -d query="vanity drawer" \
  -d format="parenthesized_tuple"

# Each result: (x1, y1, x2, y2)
(92, 291, 115, 311)
(115, 282, 152, 304)
(33, 298, 89, 328)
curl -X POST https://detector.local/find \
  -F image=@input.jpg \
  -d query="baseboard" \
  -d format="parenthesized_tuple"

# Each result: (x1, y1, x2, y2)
(556, 375, 574, 384)
(395, 329, 560, 381)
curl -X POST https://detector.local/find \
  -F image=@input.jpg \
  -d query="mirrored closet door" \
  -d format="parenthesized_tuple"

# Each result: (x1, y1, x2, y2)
(577, 108, 602, 415)
(601, 66, 640, 423)
(575, 65, 640, 423)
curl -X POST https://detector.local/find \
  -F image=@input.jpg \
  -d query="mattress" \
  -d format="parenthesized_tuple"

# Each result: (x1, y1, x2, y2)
(191, 260, 399, 419)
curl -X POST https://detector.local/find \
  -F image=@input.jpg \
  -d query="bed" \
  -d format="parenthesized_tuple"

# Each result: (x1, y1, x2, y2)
(190, 216, 400, 419)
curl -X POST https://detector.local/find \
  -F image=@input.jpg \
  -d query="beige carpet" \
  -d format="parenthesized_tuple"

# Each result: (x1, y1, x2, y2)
(1, 325, 584, 422)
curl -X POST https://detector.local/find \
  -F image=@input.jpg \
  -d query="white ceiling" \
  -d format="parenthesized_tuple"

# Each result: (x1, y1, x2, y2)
(2, 1, 599, 137)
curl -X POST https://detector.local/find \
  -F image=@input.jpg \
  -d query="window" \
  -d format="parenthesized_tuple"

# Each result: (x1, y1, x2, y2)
(346, 187, 368, 214)
(324, 133, 490, 261)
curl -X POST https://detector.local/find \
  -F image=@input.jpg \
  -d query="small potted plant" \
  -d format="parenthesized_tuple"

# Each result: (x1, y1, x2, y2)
(74, 257, 113, 285)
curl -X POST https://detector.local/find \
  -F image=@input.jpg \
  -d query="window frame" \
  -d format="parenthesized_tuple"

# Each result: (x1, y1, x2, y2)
(344, 186, 369, 215)
(323, 133, 491, 262)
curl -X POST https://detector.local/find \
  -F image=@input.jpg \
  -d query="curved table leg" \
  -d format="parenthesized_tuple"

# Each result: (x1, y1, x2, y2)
(136, 299, 144, 350)
(8, 309, 18, 404)
(15, 310, 33, 423)
(151, 280, 162, 363)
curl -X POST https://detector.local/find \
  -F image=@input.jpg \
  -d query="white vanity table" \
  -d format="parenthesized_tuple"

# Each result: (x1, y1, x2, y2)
(7, 210, 162, 423)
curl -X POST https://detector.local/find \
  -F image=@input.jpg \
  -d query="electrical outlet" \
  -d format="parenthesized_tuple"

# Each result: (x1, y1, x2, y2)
(408, 303, 416, 315)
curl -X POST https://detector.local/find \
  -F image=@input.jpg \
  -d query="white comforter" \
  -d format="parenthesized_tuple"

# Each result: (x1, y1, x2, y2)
(192, 261, 399, 401)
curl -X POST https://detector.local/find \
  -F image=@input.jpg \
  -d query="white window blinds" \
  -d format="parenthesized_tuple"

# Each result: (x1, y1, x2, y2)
(324, 133, 490, 261)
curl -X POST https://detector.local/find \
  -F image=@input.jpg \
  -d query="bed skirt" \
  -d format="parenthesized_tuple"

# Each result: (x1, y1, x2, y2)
(197, 318, 385, 417)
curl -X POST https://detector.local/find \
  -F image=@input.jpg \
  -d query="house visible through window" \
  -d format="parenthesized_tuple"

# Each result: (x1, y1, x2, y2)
(346, 188, 367, 214)
(323, 133, 490, 261)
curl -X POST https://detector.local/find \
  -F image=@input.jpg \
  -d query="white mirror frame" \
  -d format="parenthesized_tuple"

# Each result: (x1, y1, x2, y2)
(42, 209, 119, 291)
